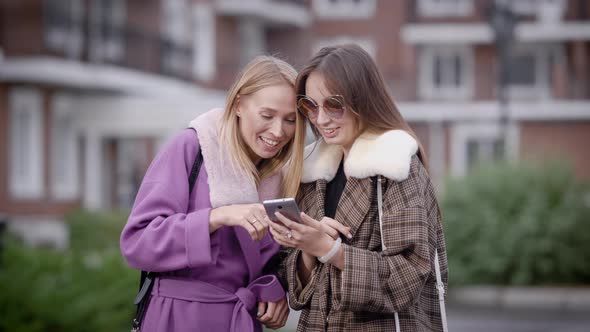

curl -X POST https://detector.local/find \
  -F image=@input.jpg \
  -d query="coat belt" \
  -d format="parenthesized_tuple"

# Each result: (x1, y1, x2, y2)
(153, 275, 285, 332)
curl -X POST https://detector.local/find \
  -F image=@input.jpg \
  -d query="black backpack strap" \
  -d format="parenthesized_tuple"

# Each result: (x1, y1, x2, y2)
(133, 129, 204, 331)
(188, 147, 203, 194)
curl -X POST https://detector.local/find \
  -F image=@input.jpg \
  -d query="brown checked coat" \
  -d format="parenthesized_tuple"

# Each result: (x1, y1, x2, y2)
(277, 130, 448, 332)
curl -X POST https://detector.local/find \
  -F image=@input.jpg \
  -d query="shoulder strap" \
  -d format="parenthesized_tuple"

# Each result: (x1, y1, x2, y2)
(188, 148, 203, 194)
(188, 128, 204, 194)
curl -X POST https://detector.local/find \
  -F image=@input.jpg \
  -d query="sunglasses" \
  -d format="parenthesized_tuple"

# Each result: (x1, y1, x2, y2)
(297, 95, 346, 120)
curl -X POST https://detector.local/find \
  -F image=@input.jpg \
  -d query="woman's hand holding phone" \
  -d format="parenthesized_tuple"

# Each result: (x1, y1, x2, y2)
(268, 211, 352, 256)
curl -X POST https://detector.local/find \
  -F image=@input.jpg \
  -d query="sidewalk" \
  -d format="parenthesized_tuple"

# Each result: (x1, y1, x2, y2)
(449, 286, 590, 312)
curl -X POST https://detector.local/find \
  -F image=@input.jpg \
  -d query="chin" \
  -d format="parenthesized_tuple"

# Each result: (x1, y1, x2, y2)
(254, 148, 279, 160)
(323, 136, 344, 146)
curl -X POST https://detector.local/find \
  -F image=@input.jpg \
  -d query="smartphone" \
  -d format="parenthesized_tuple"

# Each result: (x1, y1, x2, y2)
(263, 198, 302, 223)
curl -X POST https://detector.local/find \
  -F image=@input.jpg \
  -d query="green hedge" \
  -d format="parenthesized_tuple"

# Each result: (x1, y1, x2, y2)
(0, 210, 136, 332)
(442, 161, 590, 286)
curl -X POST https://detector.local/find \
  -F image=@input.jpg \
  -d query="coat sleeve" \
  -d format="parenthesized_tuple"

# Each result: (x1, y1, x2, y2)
(284, 248, 323, 310)
(332, 158, 435, 313)
(120, 129, 219, 272)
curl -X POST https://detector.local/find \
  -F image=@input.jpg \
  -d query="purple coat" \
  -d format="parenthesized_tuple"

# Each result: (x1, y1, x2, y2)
(120, 110, 286, 332)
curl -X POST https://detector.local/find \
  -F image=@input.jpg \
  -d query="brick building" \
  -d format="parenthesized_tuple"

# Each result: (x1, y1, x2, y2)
(1, 0, 588, 246)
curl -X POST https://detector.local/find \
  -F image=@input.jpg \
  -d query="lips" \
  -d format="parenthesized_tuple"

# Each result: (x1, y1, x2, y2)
(320, 127, 339, 138)
(260, 136, 279, 147)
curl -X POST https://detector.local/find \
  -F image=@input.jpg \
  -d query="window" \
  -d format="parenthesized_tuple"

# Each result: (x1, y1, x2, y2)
(162, 0, 192, 76)
(466, 138, 503, 171)
(505, 44, 562, 99)
(451, 122, 517, 177)
(192, 4, 215, 81)
(44, 0, 84, 58)
(89, 0, 126, 62)
(417, 0, 473, 17)
(510, 0, 566, 21)
(313, 37, 376, 59)
(9, 88, 44, 199)
(51, 95, 79, 200)
(419, 46, 473, 100)
(312, 0, 376, 19)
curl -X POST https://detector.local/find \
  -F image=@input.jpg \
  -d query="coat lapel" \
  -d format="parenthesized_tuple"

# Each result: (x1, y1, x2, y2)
(314, 180, 327, 220)
(333, 176, 373, 238)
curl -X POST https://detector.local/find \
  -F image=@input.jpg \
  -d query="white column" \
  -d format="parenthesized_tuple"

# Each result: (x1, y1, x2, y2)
(506, 120, 520, 160)
(84, 132, 103, 210)
(193, 3, 215, 81)
(239, 18, 265, 66)
(428, 121, 446, 190)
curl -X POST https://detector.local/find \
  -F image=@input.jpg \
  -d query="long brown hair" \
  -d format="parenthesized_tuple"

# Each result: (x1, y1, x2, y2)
(296, 44, 429, 170)
(221, 55, 305, 197)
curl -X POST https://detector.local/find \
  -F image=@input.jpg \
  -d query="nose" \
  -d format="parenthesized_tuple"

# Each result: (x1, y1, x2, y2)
(268, 118, 284, 138)
(315, 107, 331, 126)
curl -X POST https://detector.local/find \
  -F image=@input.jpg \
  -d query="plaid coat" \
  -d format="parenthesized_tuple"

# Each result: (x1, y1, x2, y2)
(276, 130, 448, 332)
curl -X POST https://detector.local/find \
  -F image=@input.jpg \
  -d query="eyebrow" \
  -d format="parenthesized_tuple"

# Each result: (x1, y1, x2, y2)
(260, 107, 278, 113)
(260, 107, 297, 117)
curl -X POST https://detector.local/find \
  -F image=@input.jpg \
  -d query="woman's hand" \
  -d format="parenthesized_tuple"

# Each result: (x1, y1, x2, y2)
(209, 203, 269, 241)
(318, 216, 352, 240)
(269, 212, 348, 258)
(257, 297, 289, 330)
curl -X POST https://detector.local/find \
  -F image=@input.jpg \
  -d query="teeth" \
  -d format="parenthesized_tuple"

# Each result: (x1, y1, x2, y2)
(323, 128, 336, 134)
(261, 137, 279, 146)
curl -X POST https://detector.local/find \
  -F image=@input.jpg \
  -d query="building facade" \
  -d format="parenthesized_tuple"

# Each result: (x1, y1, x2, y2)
(0, 0, 309, 246)
(1, 0, 589, 246)
(305, 0, 590, 187)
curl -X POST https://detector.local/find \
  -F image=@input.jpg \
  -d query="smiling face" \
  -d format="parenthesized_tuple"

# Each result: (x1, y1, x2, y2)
(304, 71, 361, 152)
(237, 83, 297, 164)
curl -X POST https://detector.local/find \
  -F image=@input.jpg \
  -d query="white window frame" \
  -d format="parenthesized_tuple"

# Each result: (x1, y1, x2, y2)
(44, 0, 84, 59)
(451, 121, 519, 177)
(192, 3, 216, 81)
(417, 0, 473, 17)
(313, 37, 376, 59)
(161, 0, 191, 75)
(312, 0, 377, 20)
(505, 44, 563, 100)
(510, 0, 566, 20)
(419, 45, 474, 100)
(9, 88, 44, 199)
(89, 0, 126, 62)
(50, 94, 79, 201)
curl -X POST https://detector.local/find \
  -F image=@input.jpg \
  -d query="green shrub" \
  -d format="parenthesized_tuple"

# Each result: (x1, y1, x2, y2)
(442, 161, 590, 286)
(0, 210, 136, 332)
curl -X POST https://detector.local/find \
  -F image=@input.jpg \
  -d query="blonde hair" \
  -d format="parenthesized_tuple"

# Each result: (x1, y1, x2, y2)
(220, 56, 305, 198)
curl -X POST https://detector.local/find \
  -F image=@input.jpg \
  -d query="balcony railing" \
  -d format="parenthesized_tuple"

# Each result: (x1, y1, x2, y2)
(42, 5, 194, 80)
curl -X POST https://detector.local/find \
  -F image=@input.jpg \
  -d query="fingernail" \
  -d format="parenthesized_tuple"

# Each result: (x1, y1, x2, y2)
(257, 311, 261, 316)
(347, 233, 353, 239)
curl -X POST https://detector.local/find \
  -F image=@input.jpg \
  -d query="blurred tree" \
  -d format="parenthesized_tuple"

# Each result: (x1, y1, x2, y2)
(443, 161, 590, 286)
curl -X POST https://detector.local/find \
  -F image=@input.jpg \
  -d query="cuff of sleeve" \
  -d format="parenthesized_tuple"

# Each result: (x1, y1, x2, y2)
(333, 244, 376, 312)
(185, 208, 220, 268)
(287, 250, 320, 309)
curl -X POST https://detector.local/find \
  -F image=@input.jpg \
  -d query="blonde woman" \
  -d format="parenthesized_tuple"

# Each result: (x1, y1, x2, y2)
(120, 56, 306, 332)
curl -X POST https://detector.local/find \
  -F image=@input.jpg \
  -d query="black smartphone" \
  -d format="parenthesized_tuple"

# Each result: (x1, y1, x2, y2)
(263, 198, 302, 223)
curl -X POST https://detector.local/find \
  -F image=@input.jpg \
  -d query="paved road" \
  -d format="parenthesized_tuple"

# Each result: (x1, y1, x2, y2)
(448, 305, 590, 332)
(274, 305, 590, 332)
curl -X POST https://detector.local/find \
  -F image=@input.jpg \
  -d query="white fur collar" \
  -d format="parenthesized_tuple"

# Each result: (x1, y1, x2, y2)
(188, 109, 281, 208)
(301, 130, 418, 183)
